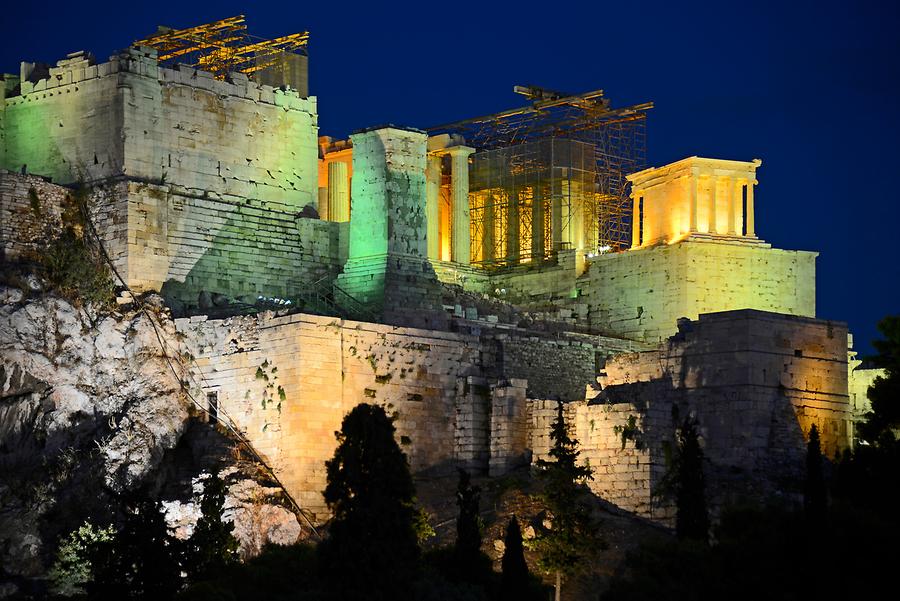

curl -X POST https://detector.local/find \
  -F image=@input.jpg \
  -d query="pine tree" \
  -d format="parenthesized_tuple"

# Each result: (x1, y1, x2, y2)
(804, 424, 826, 521)
(675, 417, 709, 542)
(535, 400, 596, 601)
(184, 471, 239, 582)
(500, 516, 530, 601)
(318, 403, 420, 600)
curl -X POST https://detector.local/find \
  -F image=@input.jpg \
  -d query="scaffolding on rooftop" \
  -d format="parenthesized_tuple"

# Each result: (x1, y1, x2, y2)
(429, 86, 650, 263)
(134, 15, 309, 81)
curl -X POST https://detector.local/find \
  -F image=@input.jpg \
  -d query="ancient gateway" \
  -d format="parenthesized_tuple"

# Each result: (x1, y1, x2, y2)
(0, 17, 876, 522)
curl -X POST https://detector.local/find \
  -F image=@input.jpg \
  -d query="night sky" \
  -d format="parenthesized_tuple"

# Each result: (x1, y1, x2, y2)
(2, 0, 897, 356)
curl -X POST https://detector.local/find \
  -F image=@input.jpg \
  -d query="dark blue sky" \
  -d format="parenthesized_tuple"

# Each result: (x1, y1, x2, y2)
(2, 0, 897, 356)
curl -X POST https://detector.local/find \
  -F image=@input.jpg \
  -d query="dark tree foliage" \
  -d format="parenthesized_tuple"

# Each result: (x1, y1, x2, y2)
(183, 471, 239, 582)
(499, 516, 530, 601)
(178, 543, 323, 601)
(804, 424, 826, 522)
(318, 403, 420, 600)
(534, 400, 597, 599)
(675, 418, 709, 542)
(603, 504, 899, 601)
(88, 497, 181, 600)
(453, 468, 491, 583)
(858, 315, 900, 444)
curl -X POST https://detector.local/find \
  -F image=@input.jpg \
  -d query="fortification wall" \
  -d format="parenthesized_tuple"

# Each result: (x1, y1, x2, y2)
(1, 53, 124, 184)
(528, 310, 850, 522)
(0, 171, 346, 308)
(177, 313, 492, 517)
(493, 331, 640, 401)
(580, 239, 817, 342)
(174, 310, 636, 518)
(1, 47, 319, 211)
(125, 181, 346, 307)
(0, 172, 128, 269)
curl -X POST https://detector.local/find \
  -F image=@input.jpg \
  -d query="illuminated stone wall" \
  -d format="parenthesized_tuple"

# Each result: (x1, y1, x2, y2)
(175, 310, 644, 518)
(1, 47, 324, 305)
(580, 239, 817, 343)
(1, 47, 318, 209)
(529, 310, 850, 521)
(177, 312, 488, 517)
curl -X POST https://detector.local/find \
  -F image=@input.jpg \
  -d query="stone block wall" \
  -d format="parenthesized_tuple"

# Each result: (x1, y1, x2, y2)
(526, 310, 850, 522)
(528, 398, 668, 520)
(2, 47, 319, 211)
(177, 312, 491, 518)
(494, 331, 641, 401)
(125, 182, 345, 306)
(580, 238, 817, 343)
(489, 379, 529, 475)
(337, 127, 445, 326)
(0, 172, 71, 260)
(0, 172, 128, 271)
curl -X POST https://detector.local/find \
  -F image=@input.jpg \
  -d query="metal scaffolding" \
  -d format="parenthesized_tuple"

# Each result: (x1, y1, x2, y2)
(135, 15, 309, 80)
(468, 139, 596, 267)
(428, 86, 650, 260)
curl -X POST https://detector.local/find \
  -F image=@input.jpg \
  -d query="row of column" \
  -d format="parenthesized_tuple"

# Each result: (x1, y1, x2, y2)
(687, 174, 755, 237)
(631, 174, 756, 248)
(426, 145, 474, 264)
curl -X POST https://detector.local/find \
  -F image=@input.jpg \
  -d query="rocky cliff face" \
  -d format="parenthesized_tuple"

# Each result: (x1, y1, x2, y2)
(0, 286, 303, 585)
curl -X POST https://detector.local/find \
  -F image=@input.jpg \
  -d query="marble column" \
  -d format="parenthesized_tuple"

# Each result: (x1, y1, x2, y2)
(483, 192, 495, 264)
(689, 171, 698, 233)
(746, 179, 756, 237)
(448, 146, 475, 265)
(708, 177, 718, 234)
(507, 189, 520, 263)
(425, 153, 442, 260)
(631, 190, 641, 248)
(551, 178, 565, 250)
(327, 161, 349, 222)
(532, 186, 545, 260)
(727, 176, 737, 235)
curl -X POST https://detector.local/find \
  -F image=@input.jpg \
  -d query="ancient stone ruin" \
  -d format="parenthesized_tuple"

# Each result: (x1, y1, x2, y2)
(0, 17, 882, 535)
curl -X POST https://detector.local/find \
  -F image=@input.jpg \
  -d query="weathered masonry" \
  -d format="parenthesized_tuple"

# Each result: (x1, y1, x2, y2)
(0, 18, 878, 526)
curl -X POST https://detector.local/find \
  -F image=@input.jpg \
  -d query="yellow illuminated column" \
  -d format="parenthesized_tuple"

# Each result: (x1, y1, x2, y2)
(689, 171, 698, 232)
(426, 153, 442, 260)
(532, 185, 545, 260)
(507, 189, 520, 263)
(708, 177, 718, 234)
(631, 190, 641, 248)
(747, 178, 756, 237)
(327, 161, 349, 222)
(483, 192, 495, 263)
(727, 176, 736, 235)
(551, 178, 565, 250)
(448, 146, 475, 264)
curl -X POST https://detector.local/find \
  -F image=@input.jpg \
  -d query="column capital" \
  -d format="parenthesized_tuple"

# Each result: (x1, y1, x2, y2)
(446, 145, 476, 159)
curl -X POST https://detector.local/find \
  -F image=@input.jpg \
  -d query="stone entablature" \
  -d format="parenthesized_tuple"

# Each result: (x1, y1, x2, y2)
(628, 156, 761, 248)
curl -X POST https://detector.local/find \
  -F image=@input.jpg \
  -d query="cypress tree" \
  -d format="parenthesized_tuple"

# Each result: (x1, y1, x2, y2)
(88, 497, 181, 600)
(184, 471, 239, 582)
(454, 468, 485, 577)
(500, 516, 530, 601)
(318, 403, 420, 600)
(675, 417, 709, 542)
